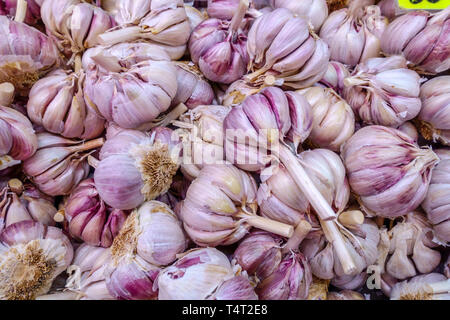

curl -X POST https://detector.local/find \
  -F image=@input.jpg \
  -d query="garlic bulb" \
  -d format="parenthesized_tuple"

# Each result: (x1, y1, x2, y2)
(64, 178, 128, 248)
(0, 16, 60, 94)
(0, 106, 38, 163)
(84, 59, 177, 130)
(327, 290, 365, 300)
(27, 69, 105, 140)
(0, 178, 56, 232)
(258, 149, 350, 226)
(417, 76, 450, 146)
(343, 56, 422, 128)
(104, 201, 187, 300)
(381, 7, 450, 74)
(157, 247, 237, 300)
(179, 164, 294, 246)
(208, 273, 258, 300)
(318, 61, 350, 95)
(390, 273, 450, 300)
(94, 128, 181, 211)
(377, 0, 406, 20)
(320, 2, 387, 67)
(41, 0, 116, 57)
(0, 221, 73, 300)
(172, 62, 215, 109)
(342, 125, 439, 218)
(300, 217, 380, 287)
(175, 104, 230, 180)
(297, 87, 355, 151)
(23, 132, 104, 196)
(269, 0, 328, 31)
(0, 0, 42, 25)
(245, 8, 330, 89)
(422, 149, 450, 245)
(381, 212, 441, 280)
(98, 0, 191, 59)
(189, 0, 250, 84)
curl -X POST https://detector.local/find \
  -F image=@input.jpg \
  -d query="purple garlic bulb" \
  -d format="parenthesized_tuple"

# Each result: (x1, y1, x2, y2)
(320, 2, 387, 67)
(342, 125, 439, 218)
(27, 69, 105, 140)
(208, 273, 258, 300)
(0, 221, 73, 300)
(245, 8, 330, 89)
(23, 132, 104, 196)
(417, 76, 450, 146)
(64, 178, 128, 248)
(0, 16, 60, 94)
(94, 127, 181, 210)
(422, 149, 450, 245)
(343, 56, 422, 128)
(189, 0, 250, 84)
(179, 164, 294, 246)
(0, 178, 56, 232)
(41, 0, 116, 56)
(381, 7, 450, 74)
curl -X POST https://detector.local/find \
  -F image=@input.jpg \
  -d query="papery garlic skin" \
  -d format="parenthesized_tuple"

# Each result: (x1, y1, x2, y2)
(23, 132, 103, 196)
(189, 7, 250, 84)
(318, 61, 350, 95)
(297, 87, 355, 151)
(104, 201, 186, 300)
(246, 8, 330, 89)
(94, 128, 181, 210)
(269, 0, 328, 31)
(383, 212, 441, 280)
(185, 4, 207, 31)
(207, 0, 240, 20)
(398, 122, 419, 144)
(320, 3, 387, 67)
(417, 76, 450, 146)
(258, 149, 349, 226)
(179, 164, 257, 246)
(84, 59, 177, 130)
(207, 273, 258, 300)
(390, 273, 449, 300)
(172, 62, 215, 109)
(0, 221, 73, 300)
(27, 69, 105, 140)
(422, 149, 450, 245)
(64, 178, 128, 248)
(343, 56, 422, 128)
(98, 0, 191, 59)
(0, 106, 37, 162)
(377, 0, 406, 20)
(0, 180, 56, 232)
(221, 79, 262, 107)
(328, 290, 365, 300)
(176, 104, 230, 180)
(157, 248, 235, 300)
(381, 8, 450, 74)
(41, 0, 116, 56)
(0, 16, 60, 94)
(342, 125, 439, 218)
(300, 218, 380, 284)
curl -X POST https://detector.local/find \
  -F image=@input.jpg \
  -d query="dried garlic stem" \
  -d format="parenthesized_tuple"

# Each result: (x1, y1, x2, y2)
(236, 211, 294, 238)
(145, 103, 188, 130)
(67, 138, 105, 153)
(282, 220, 312, 254)
(229, 0, 249, 33)
(14, 0, 27, 23)
(87, 155, 100, 169)
(0, 83, 14, 107)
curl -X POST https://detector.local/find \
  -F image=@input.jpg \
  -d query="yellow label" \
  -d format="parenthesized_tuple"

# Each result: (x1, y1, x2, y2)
(398, 0, 450, 9)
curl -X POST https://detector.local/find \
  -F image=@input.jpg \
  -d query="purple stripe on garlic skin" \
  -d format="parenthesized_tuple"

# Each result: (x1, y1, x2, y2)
(64, 178, 128, 248)
(317, 61, 350, 96)
(207, 273, 258, 300)
(421, 149, 450, 245)
(245, 8, 330, 89)
(0, 179, 56, 233)
(417, 76, 450, 146)
(27, 69, 105, 140)
(84, 59, 177, 130)
(297, 87, 355, 152)
(41, 0, 116, 57)
(342, 125, 439, 218)
(23, 132, 104, 197)
(0, 16, 61, 95)
(0, 220, 73, 300)
(94, 127, 181, 210)
(0, 106, 37, 161)
(343, 56, 422, 128)
(381, 7, 450, 74)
